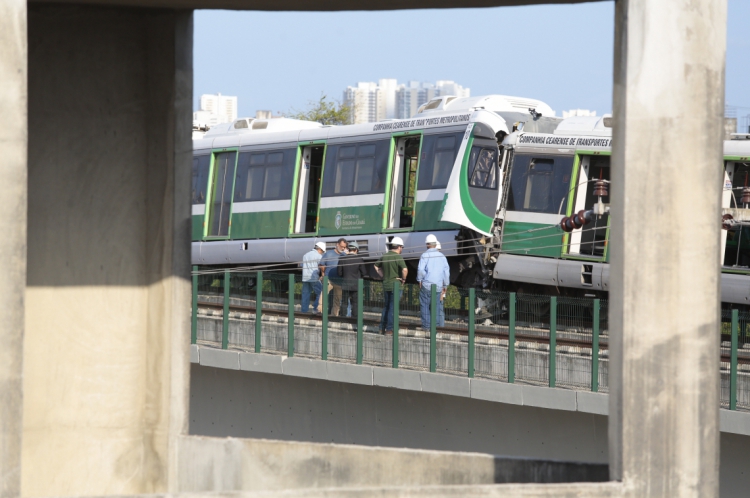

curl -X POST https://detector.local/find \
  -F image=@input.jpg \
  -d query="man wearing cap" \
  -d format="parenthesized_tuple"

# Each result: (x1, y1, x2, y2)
(374, 237, 407, 335)
(417, 234, 450, 330)
(301, 242, 326, 313)
(337, 241, 367, 317)
(319, 237, 348, 316)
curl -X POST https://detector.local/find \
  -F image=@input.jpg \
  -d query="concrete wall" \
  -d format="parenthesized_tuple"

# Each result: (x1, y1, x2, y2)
(190, 365, 609, 463)
(0, 1, 26, 496)
(189, 361, 750, 497)
(22, 5, 192, 496)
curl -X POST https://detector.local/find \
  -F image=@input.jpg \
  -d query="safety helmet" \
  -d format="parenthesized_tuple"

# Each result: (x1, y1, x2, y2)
(390, 236, 404, 247)
(425, 234, 438, 244)
(315, 242, 327, 252)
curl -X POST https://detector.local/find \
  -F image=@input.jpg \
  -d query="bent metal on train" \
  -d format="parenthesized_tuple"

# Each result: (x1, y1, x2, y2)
(192, 94, 750, 309)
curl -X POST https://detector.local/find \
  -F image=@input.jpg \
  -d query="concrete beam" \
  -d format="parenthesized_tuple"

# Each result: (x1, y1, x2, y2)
(610, 0, 727, 494)
(177, 435, 609, 493)
(23, 6, 192, 496)
(28, 0, 609, 12)
(0, 1, 26, 496)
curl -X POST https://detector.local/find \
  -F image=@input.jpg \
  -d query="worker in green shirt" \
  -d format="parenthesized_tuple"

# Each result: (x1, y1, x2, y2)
(374, 236, 407, 335)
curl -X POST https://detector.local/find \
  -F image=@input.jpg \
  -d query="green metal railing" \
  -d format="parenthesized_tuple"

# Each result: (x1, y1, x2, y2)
(191, 269, 748, 410)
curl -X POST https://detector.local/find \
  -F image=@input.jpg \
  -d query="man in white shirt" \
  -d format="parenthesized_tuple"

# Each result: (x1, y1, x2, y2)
(301, 242, 326, 313)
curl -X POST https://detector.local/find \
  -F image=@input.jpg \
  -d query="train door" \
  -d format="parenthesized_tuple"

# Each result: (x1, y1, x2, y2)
(292, 143, 325, 234)
(385, 134, 421, 229)
(566, 154, 610, 259)
(724, 161, 750, 268)
(205, 149, 238, 238)
(440, 122, 502, 235)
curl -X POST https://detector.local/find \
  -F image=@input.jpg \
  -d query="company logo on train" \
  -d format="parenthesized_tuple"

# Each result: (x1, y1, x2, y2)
(192, 94, 750, 306)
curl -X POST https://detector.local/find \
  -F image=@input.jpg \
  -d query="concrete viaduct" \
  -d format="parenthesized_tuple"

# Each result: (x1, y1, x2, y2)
(0, 0, 736, 496)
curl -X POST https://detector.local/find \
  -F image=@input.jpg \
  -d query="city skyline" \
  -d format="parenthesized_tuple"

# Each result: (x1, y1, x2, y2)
(194, 2, 748, 126)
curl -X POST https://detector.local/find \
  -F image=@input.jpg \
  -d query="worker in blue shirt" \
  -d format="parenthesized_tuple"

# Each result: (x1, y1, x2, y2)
(417, 234, 450, 330)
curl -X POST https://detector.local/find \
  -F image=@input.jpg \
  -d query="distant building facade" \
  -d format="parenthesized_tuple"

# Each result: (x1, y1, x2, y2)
(344, 79, 470, 124)
(193, 93, 238, 129)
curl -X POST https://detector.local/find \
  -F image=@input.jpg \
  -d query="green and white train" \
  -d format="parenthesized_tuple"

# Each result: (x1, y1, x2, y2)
(191, 94, 750, 305)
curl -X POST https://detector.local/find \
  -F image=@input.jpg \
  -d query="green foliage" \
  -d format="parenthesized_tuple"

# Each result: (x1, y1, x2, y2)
(288, 94, 352, 126)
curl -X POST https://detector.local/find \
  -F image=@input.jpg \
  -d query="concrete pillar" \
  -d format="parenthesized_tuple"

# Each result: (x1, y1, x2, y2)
(23, 6, 192, 496)
(0, 2, 27, 497)
(609, 0, 727, 495)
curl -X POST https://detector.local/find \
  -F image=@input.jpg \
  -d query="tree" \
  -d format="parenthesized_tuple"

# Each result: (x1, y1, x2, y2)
(288, 94, 353, 126)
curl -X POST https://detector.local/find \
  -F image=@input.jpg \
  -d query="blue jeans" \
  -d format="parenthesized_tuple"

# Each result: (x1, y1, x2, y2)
(301, 280, 322, 313)
(380, 289, 403, 332)
(419, 285, 445, 330)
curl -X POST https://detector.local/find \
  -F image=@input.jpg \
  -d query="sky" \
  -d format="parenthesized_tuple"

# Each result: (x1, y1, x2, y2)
(194, 1, 749, 123)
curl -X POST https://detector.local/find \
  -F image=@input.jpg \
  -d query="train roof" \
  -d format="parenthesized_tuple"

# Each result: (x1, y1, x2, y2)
(193, 94, 555, 151)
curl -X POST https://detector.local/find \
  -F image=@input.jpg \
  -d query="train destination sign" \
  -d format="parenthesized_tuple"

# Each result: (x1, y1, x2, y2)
(518, 134, 612, 148)
(372, 113, 472, 132)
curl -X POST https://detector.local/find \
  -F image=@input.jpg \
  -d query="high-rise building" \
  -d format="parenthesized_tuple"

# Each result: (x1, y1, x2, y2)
(343, 82, 384, 124)
(194, 93, 238, 128)
(344, 79, 470, 123)
(396, 81, 436, 120)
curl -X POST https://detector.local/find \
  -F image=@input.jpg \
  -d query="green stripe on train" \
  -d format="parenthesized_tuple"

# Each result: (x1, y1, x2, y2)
(318, 205, 383, 236)
(414, 200, 459, 231)
(230, 211, 289, 239)
(192, 215, 204, 241)
(502, 221, 562, 258)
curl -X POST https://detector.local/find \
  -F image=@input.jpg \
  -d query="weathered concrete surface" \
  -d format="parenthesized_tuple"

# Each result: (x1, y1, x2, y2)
(177, 435, 609, 493)
(23, 5, 192, 496)
(190, 365, 610, 464)
(609, 0, 727, 495)
(0, 1, 26, 496)
(28, 0, 608, 12)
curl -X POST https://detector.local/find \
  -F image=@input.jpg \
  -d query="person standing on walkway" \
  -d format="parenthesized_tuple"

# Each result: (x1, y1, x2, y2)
(374, 237, 407, 335)
(417, 234, 450, 330)
(301, 241, 326, 313)
(337, 241, 367, 317)
(319, 237, 347, 315)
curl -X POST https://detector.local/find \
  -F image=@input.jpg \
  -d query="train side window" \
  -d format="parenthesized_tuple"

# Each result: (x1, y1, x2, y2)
(191, 154, 211, 204)
(234, 148, 296, 202)
(506, 154, 574, 214)
(321, 140, 389, 197)
(418, 132, 462, 190)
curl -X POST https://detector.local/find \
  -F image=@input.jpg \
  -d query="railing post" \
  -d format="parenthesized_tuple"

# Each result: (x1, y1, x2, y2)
(357, 279, 364, 365)
(191, 265, 198, 345)
(592, 298, 600, 392)
(430, 284, 437, 373)
(508, 292, 516, 383)
(222, 270, 230, 350)
(255, 271, 263, 353)
(393, 280, 400, 369)
(288, 274, 295, 358)
(731, 309, 739, 410)
(468, 288, 475, 378)
(549, 296, 557, 388)
(322, 275, 329, 360)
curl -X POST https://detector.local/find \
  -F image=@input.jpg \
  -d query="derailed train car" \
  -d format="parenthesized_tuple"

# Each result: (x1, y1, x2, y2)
(191, 94, 557, 284)
(488, 121, 750, 307)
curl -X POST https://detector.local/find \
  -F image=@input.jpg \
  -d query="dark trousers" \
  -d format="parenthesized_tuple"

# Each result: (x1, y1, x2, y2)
(380, 289, 403, 332)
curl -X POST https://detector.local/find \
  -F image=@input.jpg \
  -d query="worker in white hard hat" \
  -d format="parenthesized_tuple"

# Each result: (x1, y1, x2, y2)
(374, 236, 407, 335)
(417, 234, 450, 330)
(301, 241, 327, 313)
